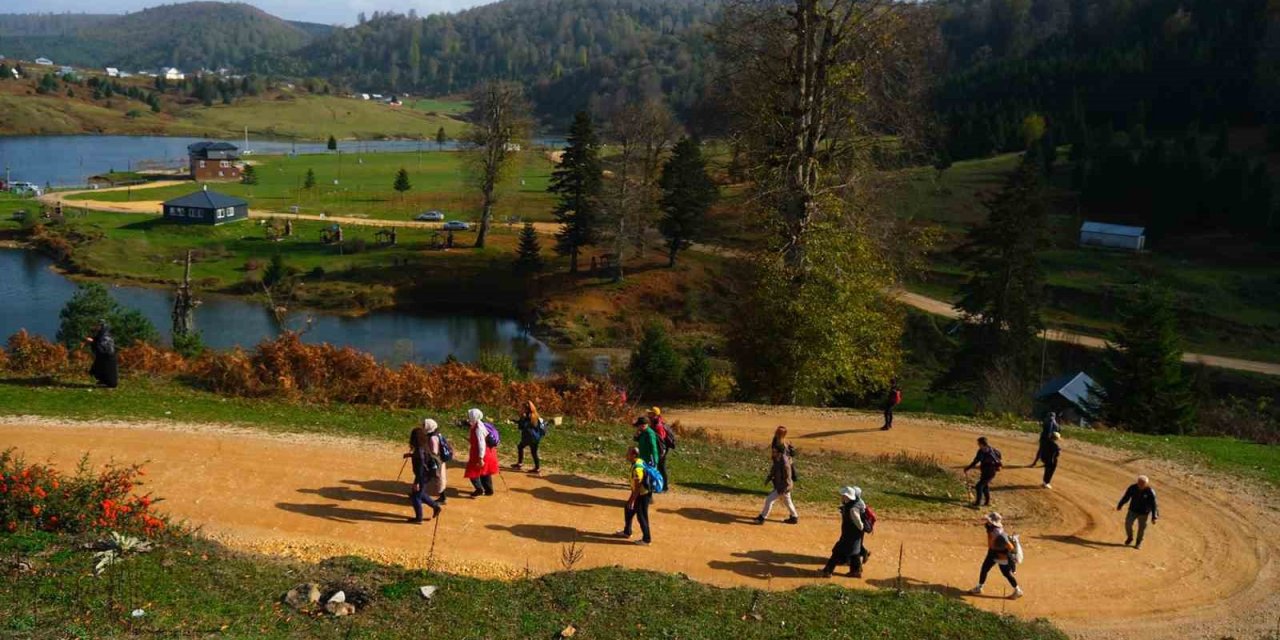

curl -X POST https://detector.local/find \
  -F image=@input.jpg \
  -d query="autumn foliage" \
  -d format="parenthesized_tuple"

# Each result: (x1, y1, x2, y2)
(4, 330, 70, 376)
(0, 449, 165, 536)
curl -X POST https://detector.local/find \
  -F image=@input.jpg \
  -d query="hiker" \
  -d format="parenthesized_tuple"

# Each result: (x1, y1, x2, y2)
(464, 408, 499, 497)
(821, 486, 866, 578)
(1030, 412, 1061, 467)
(404, 425, 442, 524)
(84, 320, 118, 388)
(880, 378, 902, 430)
(513, 401, 546, 474)
(615, 447, 652, 545)
(1116, 475, 1159, 549)
(424, 419, 449, 504)
(754, 426, 798, 525)
(1040, 432, 1061, 489)
(648, 407, 676, 487)
(970, 512, 1023, 598)
(633, 416, 660, 468)
(964, 437, 1003, 507)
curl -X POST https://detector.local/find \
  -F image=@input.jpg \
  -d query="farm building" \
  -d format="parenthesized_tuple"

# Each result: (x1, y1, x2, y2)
(162, 188, 248, 225)
(105, 67, 119, 77)
(1079, 221, 1146, 251)
(163, 67, 184, 81)
(188, 141, 242, 181)
(1034, 371, 1101, 426)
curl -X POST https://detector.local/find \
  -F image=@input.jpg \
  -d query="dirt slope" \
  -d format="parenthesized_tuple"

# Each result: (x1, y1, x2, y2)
(3, 409, 1275, 639)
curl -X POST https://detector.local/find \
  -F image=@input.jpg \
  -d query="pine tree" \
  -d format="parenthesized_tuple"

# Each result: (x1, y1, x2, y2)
(327, 135, 338, 151)
(514, 222, 543, 273)
(241, 164, 259, 185)
(658, 137, 717, 267)
(628, 323, 685, 399)
(550, 111, 603, 273)
(303, 168, 316, 190)
(393, 168, 411, 198)
(1095, 287, 1196, 434)
(436, 126, 447, 150)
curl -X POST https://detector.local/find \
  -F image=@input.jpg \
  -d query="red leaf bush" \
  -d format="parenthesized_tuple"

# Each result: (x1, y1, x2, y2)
(0, 449, 165, 536)
(4, 330, 69, 375)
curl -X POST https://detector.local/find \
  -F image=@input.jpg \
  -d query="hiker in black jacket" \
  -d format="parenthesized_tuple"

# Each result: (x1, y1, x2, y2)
(84, 320, 119, 388)
(964, 437, 1002, 507)
(1040, 432, 1061, 489)
(821, 486, 867, 578)
(1117, 475, 1159, 549)
(1030, 412, 1061, 467)
(880, 378, 902, 431)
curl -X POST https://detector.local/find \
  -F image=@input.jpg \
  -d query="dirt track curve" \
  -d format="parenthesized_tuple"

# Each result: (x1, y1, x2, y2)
(3, 408, 1276, 639)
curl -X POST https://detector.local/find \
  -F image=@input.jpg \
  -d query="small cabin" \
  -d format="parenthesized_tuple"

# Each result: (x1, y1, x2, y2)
(1079, 222, 1146, 251)
(1034, 372, 1101, 426)
(188, 141, 242, 181)
(163, 188, 248, 225)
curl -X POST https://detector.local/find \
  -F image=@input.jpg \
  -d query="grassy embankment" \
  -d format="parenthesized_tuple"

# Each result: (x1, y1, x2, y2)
(67, 149, 557, 223)
(894, 152, 1280, 363)
(0, 529, 1064, 640)
(0, 76, 466, 141)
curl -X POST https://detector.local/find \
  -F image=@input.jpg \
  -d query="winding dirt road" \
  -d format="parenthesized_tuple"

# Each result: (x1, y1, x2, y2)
(3, 408, 1276, 639)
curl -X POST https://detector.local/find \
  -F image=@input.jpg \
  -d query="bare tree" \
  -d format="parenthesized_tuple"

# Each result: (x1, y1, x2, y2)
(602, 99, 683, 281)
(464, 81, 532, 248)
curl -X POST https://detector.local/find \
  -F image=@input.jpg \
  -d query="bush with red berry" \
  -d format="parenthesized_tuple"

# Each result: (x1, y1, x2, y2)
(0, 449, 165, 537)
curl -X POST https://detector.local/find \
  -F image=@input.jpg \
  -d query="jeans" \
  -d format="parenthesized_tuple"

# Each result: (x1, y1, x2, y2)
(979, 550, 1018, 588)
(759, 490, 797, 519)
(974, 472, 994, 505)
(517, 439, 541, 469)
(1125, 511, 1150, 545)
(1042, 458, 1058, 485)
(470, 475, 494, 495)
(623, 493, 652, 542)
(409, 481, 441, 521)
(883, 406, 894, 429)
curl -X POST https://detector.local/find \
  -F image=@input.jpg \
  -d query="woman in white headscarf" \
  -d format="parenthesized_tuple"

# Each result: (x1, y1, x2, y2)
(821, 486, 867, 578)
(464, 408, 499, 496)
(423, 419, 448, 504)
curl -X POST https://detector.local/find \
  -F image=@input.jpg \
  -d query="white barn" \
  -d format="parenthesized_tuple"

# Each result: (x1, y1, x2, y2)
(1079, 221, 1146, 251)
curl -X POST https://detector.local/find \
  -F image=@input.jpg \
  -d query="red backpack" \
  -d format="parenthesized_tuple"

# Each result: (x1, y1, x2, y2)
(863, 505, 878, 534)
(892, 389, 902, 406)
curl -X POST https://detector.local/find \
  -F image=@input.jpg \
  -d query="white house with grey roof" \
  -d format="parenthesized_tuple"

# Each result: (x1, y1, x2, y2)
(1079, 221, 1146, 251)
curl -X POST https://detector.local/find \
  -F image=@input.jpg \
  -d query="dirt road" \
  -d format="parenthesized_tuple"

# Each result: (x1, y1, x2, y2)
(3, 408, 1275, 639)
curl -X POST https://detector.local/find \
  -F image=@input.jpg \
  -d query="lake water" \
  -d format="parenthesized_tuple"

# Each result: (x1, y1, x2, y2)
(0, 249, 559, 373)
(0, 135, 565, 187)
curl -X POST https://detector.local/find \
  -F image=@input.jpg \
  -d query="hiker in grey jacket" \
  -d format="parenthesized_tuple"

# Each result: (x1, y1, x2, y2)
(754, 426, 798, 524)
(1030, 412, 1061, 467)
(1117, 475, 1159, 549)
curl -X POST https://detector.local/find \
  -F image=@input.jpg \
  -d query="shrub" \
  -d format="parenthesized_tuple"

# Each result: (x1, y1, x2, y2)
(55, 283, 159, 349)
(0, 449, 165, 536)
(5, 330, 68, 375)
(627, 323, 685, 400)
(681, 345, 714, 400)
(475, 350, 522, 381)
(119, 342, 189, 376)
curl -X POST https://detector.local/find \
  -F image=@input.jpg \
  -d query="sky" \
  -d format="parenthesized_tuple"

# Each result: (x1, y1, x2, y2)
(2, 0, 495, 26)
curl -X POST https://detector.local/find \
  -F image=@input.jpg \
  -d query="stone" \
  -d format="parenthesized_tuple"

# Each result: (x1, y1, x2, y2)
(327, 590, 346, 604)
(560, 625, 576, 638)
(418, 586, 438, 600)
(325, 601, 356, 617)
(282, 583, 322, 609)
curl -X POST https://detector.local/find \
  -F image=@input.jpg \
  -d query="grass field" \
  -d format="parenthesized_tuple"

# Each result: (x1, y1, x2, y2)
(68, 150, 558, 222)
(0, 530, 1065, 640)
(409, 97, 471, 116)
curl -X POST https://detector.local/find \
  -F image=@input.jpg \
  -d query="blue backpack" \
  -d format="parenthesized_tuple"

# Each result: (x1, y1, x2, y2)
(641, 461, 666, 493)
(435, 433, 455, 463)
(483, 422, 501, 448)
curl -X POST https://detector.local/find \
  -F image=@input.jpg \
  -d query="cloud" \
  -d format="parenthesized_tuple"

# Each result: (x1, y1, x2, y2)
(1, 0, 496, 26)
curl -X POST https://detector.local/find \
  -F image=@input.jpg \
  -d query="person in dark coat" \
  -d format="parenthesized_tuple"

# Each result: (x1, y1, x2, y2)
(880, 378, 901, 430)
(821, 486, 867, 578)
(1117, 475, 1159, 549)
(964, 437, 1003, 507)
(404, 426, 442, 524)
(513, 401, 546, 474)
(84, 320, 119, 388)
(1041, 432, 1062, 489)
(1030, 412, 1061, 467)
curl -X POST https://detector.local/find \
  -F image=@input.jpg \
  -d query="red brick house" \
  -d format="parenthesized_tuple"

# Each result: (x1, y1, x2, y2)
(188, 141, 242, 181)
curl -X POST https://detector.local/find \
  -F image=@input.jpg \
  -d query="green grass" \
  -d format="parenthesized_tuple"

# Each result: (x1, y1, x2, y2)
(0, 531, 1065, 640)
(0, 376, 966, 513)
(409, 97, 471, 116)
(178, 95, 468, 142)
(68, 149, 557, 222)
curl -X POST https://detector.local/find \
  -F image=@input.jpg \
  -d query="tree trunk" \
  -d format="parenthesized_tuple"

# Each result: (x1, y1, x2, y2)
(569, 246, 579, 274)
(475, 188, 493, 248)
(668, 244, 678, 267)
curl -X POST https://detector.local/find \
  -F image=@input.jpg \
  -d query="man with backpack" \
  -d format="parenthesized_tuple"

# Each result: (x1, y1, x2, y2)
(616, 447, 654, 545)
(464, 408, 499, 497)
(648, 407, 677, 487)
(880, 378, 902, 431)
(964, 437, 1003, 507)
(1116, 475, 1159, 549)
(969, 512, 1023, 599)
(633, 417, 661, 469)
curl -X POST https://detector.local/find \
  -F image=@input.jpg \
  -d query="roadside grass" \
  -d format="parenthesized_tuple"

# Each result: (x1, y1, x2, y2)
(408, 97, 471, 115)
(67, 149, 558, 222)
(0, 376, 966, 514)
(0, 531, 1066, 640)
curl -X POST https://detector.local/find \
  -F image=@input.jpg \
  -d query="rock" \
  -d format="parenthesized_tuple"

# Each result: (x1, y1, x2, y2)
(325, 601, 356, 617)
(560, 625, 576, 638)
(327, 590, 346, 604)
(418, 586, 438, 600)
(282, 583, 322, 609)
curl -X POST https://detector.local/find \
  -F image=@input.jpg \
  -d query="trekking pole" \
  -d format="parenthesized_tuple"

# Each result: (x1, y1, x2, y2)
(426, 510, 442, 573)
(396, 457, 409, 482)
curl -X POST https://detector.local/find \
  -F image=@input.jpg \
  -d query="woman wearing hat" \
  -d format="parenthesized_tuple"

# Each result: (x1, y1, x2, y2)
(970, 512, 1022, 598)
(404, 424, 442, 523)
(821, 486, 866, 578)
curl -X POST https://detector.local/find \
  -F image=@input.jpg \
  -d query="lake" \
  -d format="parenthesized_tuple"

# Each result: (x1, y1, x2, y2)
(0, 249, 559, 373)
(0, 135, 564, 187)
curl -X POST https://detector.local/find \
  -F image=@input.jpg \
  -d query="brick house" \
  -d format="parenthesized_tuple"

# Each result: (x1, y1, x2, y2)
(188, 141, 242, 181)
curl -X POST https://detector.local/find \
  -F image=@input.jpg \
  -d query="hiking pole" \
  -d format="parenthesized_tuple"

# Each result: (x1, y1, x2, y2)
(426, 509, 442, 573)
(396, 457, 409, 482)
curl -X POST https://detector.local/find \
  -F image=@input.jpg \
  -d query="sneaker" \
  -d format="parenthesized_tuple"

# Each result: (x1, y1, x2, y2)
(511, 463, 523, 470)
(783, 516, 799, 525)
(847, 570, 862, 578)
(1042, 483, 1052, 489)
(1010, 587, 1023, 599)
(1134, 542, 1142, 550)
(530, 467, 541, 475)
(471, 490, 484, 498)
(614, 530, 631, 538)
(969, 584, 984, 595)
(635, 539, 651, 546)
(406, 517, 423, 525)
(821, 570, 833, 578)
(753, 515, 765, 524)
(880, 426, 891, 431)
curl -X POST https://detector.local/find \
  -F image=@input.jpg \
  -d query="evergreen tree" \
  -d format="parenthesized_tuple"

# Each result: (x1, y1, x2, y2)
(240, 164, 259, 185)
(938, 158, 1047, 406)
(657, 137, 717, 267)
(393, 167, 411, 198)
(628, 323, 685, 399)
(550, 111, 603, 273)
(1095, 287, 1196, 434)
(514, 222, 543, 274)
(303, 168, 316, 190)
(56, 283, 158, 349)
(327, 135, 338, 151)
(436, 126, 447, 150)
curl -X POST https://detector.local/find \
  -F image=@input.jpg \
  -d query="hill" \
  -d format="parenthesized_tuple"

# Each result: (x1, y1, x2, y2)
(0, 2, 312, 71)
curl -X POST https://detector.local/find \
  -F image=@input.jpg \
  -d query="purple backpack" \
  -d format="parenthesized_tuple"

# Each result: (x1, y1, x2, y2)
(483, 422, 500, 448)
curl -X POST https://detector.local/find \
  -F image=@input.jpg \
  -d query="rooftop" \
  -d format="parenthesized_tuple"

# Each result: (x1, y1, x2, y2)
(1081, 221, 1145, 237)
(1035, 371, 1100, 409)
(163, 189, 247, 209)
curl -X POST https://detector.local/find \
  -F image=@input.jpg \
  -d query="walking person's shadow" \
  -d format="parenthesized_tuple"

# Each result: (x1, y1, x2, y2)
(708, 550, 828, 580)
(866, 576, 971, 598)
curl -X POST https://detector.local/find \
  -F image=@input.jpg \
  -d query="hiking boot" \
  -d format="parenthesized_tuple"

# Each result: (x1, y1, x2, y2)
(783, 516, 798, 525)
(846, 570, 862, 578)
(614, 530, 631, 539)
(484, 490, 495, 496)
(1010, 587, 1023, 599)
(880, 426, 891, 431)
(530, 467, 541, 475)
(753, 515, 766, 524)
(406, 517, 423, 525)
(431, 505, 442, 519)
(635, 539, 651, 546)
(969, 584, 984, 595)
(821, 570, 833, 578)
(511, 463, 523, 470)
(471, 490, 485, 498)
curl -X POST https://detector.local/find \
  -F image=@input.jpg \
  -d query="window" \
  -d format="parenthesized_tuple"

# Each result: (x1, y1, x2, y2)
(219, 161, 230, 168)
(198, 161, 206, 169)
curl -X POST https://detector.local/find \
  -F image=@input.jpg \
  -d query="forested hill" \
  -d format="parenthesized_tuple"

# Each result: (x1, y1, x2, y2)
(295, 0, 718, 120)
(0, 3, 313, 71)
